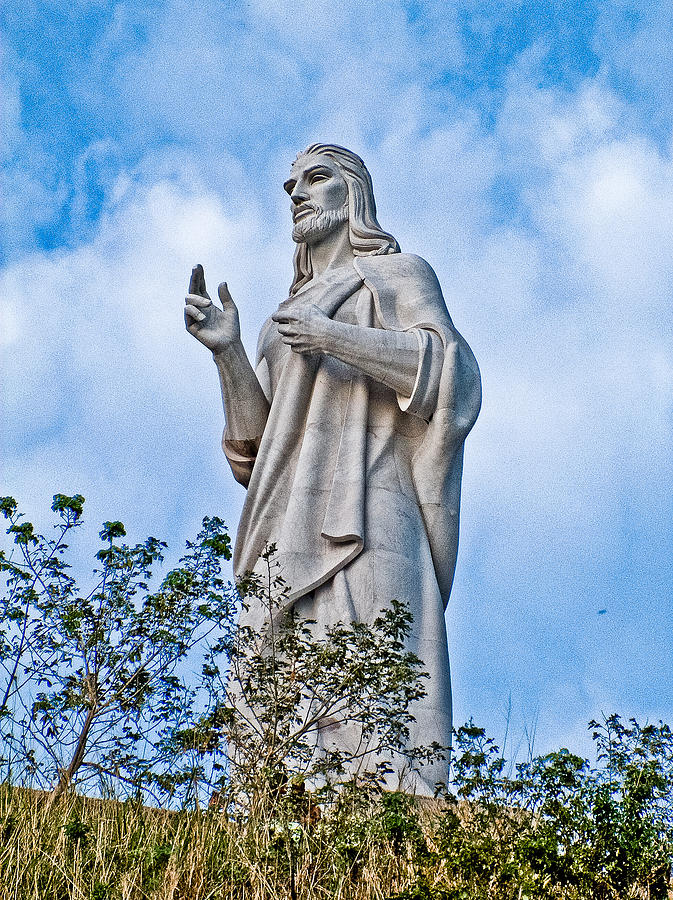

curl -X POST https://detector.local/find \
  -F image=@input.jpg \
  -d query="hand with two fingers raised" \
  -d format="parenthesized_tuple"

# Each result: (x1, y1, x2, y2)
(184, 264, 241, 355)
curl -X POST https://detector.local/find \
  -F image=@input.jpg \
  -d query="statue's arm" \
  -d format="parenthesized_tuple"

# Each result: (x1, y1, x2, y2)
(184, 266, 269, 486)
(321, 322, 445, 420)
(272, 303, 442, 413)
(214, 341, 270, 440)
(319, 320, 424, 398)
(216, 344, 270, 487)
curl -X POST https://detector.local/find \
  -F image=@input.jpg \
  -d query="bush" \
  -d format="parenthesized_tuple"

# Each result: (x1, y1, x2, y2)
(427, 717, 673, 899)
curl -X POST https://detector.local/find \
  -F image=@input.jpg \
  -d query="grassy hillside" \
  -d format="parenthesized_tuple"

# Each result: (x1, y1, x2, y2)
(1, 498, 671, 898)
(1, 742, 671, 900)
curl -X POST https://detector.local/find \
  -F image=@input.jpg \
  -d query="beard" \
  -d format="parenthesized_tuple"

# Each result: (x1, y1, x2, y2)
(292, 203, 349, 244)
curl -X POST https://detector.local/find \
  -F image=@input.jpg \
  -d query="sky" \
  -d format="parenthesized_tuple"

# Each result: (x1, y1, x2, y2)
(1, 0, 672, 762)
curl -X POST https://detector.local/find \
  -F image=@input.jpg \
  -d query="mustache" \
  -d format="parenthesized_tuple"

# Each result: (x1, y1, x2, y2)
(292, 202, 322, 222)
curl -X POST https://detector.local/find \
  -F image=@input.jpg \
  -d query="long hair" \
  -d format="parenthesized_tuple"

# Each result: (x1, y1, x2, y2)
(289, 144, 400, 295)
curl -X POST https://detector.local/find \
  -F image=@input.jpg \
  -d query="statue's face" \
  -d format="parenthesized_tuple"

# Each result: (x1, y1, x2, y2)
(284, 154, 349, 245)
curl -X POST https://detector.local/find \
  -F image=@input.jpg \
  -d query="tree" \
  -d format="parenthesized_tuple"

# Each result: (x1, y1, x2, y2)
(0, 494, 85, 722)
(0, 495, 235, 806)
(166, 549, 445, 813)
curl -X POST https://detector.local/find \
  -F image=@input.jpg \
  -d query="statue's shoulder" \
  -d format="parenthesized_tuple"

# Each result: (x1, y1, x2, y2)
(354, 252, 440, 292)
(354, 253, 448, 329)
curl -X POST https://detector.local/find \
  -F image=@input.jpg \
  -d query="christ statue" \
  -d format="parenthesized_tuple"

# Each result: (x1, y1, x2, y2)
(184, 143, 481, 795)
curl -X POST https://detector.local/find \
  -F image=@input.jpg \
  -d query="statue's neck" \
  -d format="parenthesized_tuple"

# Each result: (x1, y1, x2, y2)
(306, 225, 354, 281)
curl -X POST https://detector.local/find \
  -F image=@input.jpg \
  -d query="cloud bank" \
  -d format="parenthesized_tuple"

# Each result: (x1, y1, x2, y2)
(2, 0, 671, 757)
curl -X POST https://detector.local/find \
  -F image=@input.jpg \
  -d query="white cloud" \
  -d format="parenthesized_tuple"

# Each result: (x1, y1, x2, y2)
(540, 136, 673, 316)
(0, 161, 294, 555)
(447, 77, 673, 745)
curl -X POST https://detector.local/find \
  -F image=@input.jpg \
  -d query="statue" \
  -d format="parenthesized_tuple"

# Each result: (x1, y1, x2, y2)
(184, 144, 481, 795)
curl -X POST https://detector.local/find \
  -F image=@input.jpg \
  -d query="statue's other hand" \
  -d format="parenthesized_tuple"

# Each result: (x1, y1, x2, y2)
(184, 266, 240, 354)
(272, 303, 331, 355)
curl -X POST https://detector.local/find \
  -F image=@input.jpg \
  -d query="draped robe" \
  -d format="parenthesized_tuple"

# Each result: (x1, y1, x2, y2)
(224, 253, 481, 794)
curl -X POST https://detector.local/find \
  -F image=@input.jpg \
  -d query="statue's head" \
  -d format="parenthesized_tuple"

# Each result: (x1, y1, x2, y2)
(286, 143, 399, 295)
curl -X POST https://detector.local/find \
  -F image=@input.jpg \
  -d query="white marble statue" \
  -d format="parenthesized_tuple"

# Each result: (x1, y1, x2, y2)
(184, 144, 481, 795)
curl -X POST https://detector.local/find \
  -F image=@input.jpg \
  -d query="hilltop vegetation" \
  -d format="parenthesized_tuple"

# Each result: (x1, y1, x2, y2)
(0, 495, 671, 899)
(1, 714, 671, 900)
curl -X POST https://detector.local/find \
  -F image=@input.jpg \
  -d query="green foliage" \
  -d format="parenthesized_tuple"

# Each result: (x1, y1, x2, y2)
(0, 495, 439, 815)
(377, 791, 427, 855)
(426, 717, 673, 900)
(0, 494, 671, 899)
(0, 495, 236, 806)
(173, 549, 441, 817)
(63, 812, 92, 847)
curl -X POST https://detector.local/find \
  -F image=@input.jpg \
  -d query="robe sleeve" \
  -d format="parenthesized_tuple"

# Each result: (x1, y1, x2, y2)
(222, 437, 258, 488)
(221, 355, 270, 489)
(396, 328, 444, 421)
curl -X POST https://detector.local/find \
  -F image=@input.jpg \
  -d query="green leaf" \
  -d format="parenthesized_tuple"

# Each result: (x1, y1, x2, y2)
(100, 521, 126, 541)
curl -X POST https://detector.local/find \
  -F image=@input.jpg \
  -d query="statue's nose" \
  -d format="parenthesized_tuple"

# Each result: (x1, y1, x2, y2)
(291, 187, 308, 205)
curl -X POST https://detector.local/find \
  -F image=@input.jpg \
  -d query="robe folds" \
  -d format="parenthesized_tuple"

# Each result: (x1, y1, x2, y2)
(224, 252, 481, 794)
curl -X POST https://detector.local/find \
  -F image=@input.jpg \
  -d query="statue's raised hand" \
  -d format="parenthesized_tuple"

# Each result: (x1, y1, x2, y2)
(184, 264, 240, 354)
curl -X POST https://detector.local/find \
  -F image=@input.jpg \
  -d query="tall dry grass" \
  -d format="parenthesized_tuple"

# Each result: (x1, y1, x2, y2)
(0, 785, 425, 900)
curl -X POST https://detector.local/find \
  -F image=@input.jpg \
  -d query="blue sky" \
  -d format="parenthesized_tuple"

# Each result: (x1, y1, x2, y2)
(2, 0, 672, 760)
